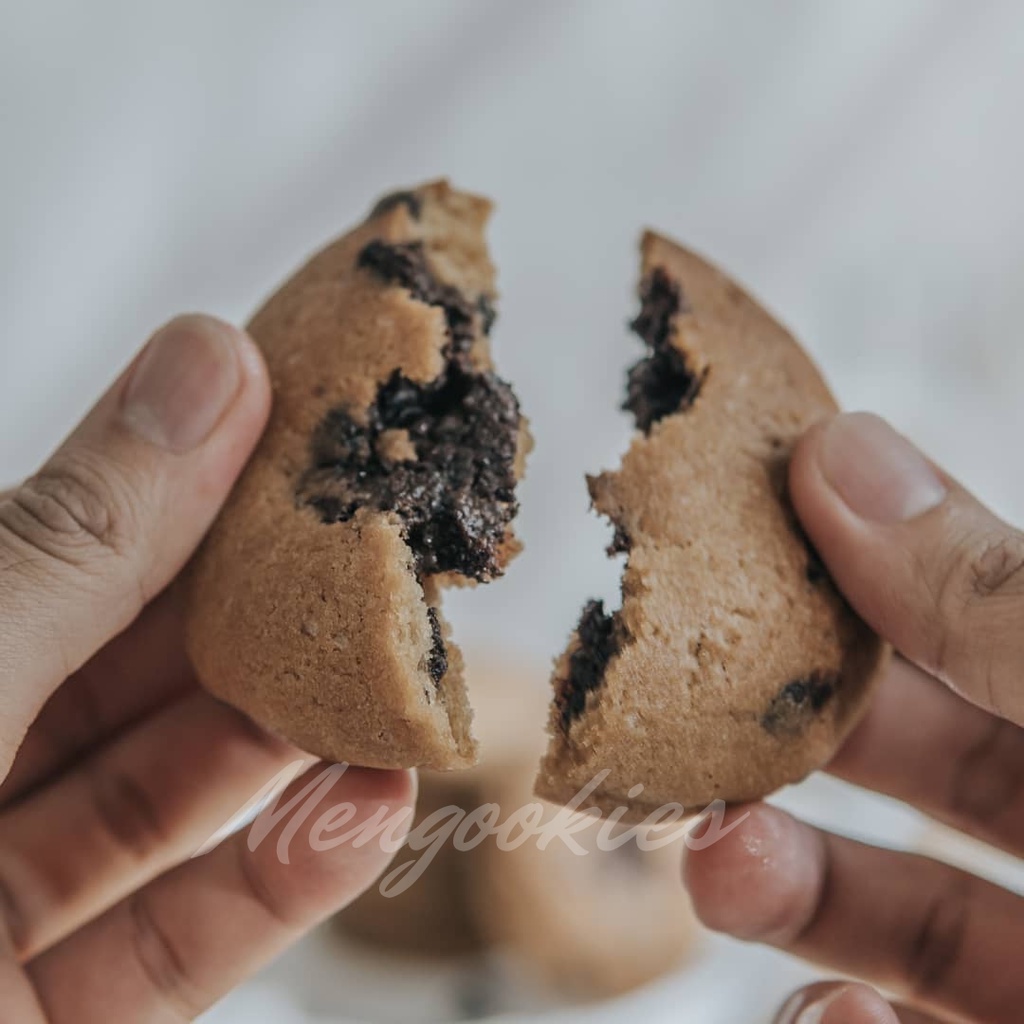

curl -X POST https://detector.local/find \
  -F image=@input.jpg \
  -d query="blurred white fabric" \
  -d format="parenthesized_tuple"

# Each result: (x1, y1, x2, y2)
(2, 1, 1023, 1021)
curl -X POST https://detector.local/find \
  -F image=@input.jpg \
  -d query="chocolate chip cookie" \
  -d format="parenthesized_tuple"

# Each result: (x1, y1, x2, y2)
(185, 181, 530, 769)
(472, 768, 699, 999)
(339, 655, 699, 998)
(535, 233, 888, 819)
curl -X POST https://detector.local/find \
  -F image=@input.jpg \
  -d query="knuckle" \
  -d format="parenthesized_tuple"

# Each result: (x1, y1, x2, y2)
(235, 840, 301, 930)
(931, 530, 1024, 709)
(30, 669, 107, 769)
(128, 891, 201, 1020)
(966, 533, 1024, 599)
(0, 453, 138, 569)
(937, 530, 1024, 614)
(948, 718, 1024, 828)
(0, 863, 31, 958)
(906, 873, 971, 999)
(88, 762, 167, 862)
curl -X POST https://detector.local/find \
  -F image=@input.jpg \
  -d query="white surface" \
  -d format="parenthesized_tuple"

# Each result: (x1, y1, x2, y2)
(2, 2, 1023, 1021)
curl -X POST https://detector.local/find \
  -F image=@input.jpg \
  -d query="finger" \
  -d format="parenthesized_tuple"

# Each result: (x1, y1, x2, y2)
(830, 657, 1024, 856)
(27, 764, 416, 1023)
(685, 804, 1024, 1023)
(0, 691, 299, 960)
(0, 959, 47, 1023)
(790, 412, 1024, 724)
(0, 586, 194, 805)
(775, 981, 901, 1024)
(889, 1007, 952, 1024)
(775, 982, 945, 1023)
(0, 315, 270, 776)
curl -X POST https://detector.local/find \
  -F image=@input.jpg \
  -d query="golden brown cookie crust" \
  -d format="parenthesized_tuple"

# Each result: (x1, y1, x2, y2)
(536, 233, 889, 819)
(185, 181, 530, 770)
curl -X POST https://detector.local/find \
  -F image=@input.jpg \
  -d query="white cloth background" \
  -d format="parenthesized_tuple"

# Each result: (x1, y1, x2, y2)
(2, 2, 1023, 1021)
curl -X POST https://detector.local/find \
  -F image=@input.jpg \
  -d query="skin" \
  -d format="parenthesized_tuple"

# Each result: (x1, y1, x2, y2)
(0, 315, 416, 1021)
(2, 312, 1014, 1022)
(686, 413, 1024, 1024)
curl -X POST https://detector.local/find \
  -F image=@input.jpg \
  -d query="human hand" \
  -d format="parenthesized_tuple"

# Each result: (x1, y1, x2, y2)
(685, 412, 1024, 1024)
(0, 316, 415, 1022)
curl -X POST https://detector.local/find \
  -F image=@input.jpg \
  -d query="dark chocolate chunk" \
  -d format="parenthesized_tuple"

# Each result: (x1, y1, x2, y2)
(760, 672, 838, 737)
(298, 364, 520, 581)
(358, 240, 476, 357)
(623, 267, 705, 432)
(556, 600, 624, 731)
(368, 190, 422, 220)
(426, 607, 448, 684)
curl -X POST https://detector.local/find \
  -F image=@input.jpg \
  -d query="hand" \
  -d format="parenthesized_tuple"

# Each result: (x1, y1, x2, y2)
(0, 316, 415, 1022)
(685, 413, 1024, 1024)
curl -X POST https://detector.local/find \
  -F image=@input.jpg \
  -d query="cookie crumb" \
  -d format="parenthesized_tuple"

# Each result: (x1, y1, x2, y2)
(375, 428, 417, 464)
(624, 267, 705, 432)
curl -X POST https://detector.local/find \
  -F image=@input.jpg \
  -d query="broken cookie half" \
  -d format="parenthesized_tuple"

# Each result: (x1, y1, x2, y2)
(185, 180, 531, 770)
(535, 233, 889, 820)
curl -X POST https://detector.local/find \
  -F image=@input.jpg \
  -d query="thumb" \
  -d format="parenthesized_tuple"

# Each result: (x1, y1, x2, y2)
(790, 412, 1024, 725)
(0, 315, 269, 767)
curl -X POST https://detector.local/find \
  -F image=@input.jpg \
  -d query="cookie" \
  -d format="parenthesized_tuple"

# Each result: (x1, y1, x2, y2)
(335, 655, 552, 958)
(185, 181, 531, 769)
(471, 770, 699, 999)
(338, 656, 699, 999)
(536, 233, 889, 820)
(338, 772, 487, 957)
(337, 654, 550, 958)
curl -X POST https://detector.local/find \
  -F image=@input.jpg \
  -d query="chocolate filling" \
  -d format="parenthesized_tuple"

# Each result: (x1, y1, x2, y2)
(358, 241, 480, 356)
(297, 242, 520, 582)
(426, 607, 448, 683)
(557, 600, 625, 731)
(368, 190, 422, 220)
(624, 268, 705, 432)
(760, 672, 838, 737)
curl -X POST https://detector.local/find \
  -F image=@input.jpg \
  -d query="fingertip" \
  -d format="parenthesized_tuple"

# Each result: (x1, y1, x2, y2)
(788, 416, 834, 530)
(238, 764, 418, 921)
(775, 982, 900, 1024)
(118, 313, 270, 465)
(221, 319, 271, 415)
(684, 803, 824, 944)
(182, 314, 271, 428)
(166, 316, 270, 508)
(343, 766, 418, 816)
(822, 983, 902, 1024)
